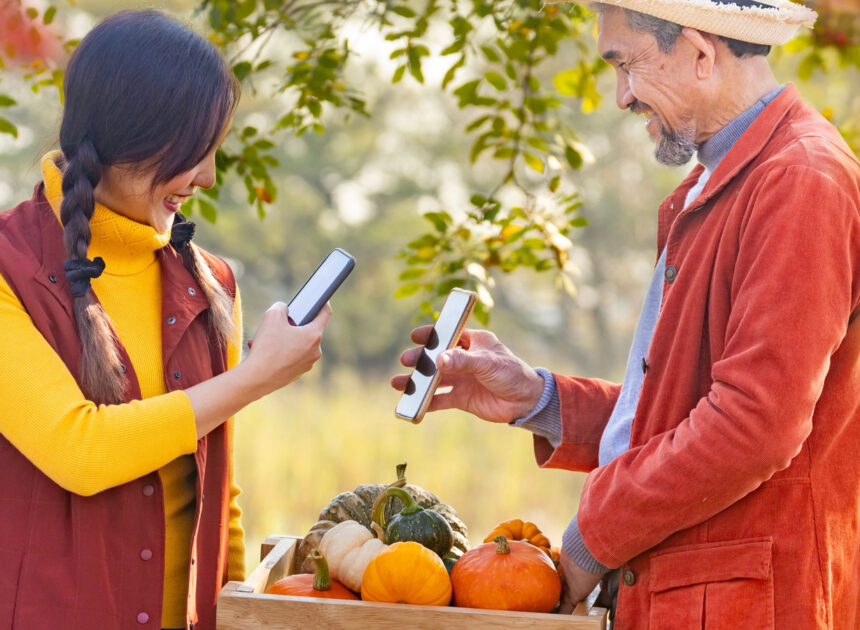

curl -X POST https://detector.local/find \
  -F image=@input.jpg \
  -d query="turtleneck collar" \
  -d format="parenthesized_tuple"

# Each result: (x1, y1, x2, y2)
(41, 151, 171, 276)
(697, 85, 786, 173)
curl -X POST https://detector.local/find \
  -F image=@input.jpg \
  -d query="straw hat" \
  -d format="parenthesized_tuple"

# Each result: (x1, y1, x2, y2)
(547, 0, 818, 46)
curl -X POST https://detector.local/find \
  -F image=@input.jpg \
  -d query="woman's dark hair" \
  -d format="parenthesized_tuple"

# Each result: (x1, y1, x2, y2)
(59, 10, 240, 404)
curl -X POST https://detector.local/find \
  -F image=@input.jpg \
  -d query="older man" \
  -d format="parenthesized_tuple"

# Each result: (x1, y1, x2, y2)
(393, 1, 860, 628)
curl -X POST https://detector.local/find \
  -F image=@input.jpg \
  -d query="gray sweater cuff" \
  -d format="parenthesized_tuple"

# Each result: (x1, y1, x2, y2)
(509, 367, 562, 448)
(563, 515, 610, 575)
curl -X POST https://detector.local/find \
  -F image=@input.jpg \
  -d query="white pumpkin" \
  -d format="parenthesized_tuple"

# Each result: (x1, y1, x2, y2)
(318, 520, 388, 592)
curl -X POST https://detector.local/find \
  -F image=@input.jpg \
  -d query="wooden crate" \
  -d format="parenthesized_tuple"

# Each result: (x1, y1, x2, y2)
(217, 535, 607, 629)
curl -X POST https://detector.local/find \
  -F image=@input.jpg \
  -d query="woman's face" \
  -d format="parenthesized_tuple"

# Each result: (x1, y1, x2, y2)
(94, 141, 221, 234)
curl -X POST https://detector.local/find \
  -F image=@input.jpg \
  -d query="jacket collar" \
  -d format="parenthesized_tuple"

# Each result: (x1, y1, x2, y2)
(657, 83, 802, 253)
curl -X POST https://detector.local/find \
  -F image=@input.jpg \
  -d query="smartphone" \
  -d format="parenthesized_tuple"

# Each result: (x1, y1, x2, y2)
(395, 288, 477, 424)
(287, 248, 355, 326)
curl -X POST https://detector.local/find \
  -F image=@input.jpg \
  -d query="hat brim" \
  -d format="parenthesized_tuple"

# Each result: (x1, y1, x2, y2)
(547, 0, 818, 46)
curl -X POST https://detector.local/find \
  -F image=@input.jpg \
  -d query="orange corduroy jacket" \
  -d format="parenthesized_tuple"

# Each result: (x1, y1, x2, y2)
(537, 84, 860, 630)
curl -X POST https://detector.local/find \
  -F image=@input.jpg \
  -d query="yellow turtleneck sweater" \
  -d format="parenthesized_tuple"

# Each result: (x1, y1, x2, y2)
(0, 153, 245, 628)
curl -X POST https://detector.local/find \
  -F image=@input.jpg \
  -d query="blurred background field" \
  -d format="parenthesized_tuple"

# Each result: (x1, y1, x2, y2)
(0, 0, 857, 572)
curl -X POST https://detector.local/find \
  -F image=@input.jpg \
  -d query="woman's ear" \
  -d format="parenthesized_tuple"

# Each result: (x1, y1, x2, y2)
(680, 27, 717, 80)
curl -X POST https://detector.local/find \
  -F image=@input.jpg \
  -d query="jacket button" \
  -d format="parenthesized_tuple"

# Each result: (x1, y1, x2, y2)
(622, 570, 636, 586)
(119, 363, 127, 373)
(167, 316, 177, 325)
(136, 612, 149, 624)
(48, 274, 57, 283)
(641, 357, 649, 374)
(173, 371, 181, 380)
(187, 287, 197, 296)
(140, 548, 153, 561)
(142, 484, 154, 497)
(664, 265, 677, 282)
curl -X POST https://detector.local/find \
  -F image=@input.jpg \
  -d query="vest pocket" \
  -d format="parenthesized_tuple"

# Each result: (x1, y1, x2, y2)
(648, 538, 774, 630)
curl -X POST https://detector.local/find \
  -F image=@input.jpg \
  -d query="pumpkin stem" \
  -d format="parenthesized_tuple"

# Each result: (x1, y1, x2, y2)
(386, 486, 422, 515)
(395, 462, 407, 483)
(370, 521, 387, 544)
(370, 463, 410, 530)
(494, 535, 511, 555)
(308, 549, 333, 591)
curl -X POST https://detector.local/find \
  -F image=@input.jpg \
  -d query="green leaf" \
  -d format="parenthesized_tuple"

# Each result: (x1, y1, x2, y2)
(442, 54, 466, 89)
(399, 268, 425, 281)
(395, 282, 422, 298)
(553, 67, 582, 97)
(236, 0, 256, 20)
(232, 61, 252, 82)
(523, 152, 545, 173)
(392, 5, 417, 18)
(484, 71, 507, 91)
(43, 6, 56, 24)
(570, 216, 589, 227)
(423, 211, 451, 232)
(565, 146, 583, 170)
(392, 65, 406, 83)
(307, 99, 322, 117)
(197, 197, 217, 224)
(0, 118, 18, 138)
(0, 95, 16, 107)
(526, 137, 549, 151)
(480, 45, 501, 63)
(549, 175, 560, 193)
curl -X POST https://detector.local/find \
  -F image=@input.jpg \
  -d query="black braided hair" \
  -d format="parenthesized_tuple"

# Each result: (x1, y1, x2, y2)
(59, 137, 126, 404)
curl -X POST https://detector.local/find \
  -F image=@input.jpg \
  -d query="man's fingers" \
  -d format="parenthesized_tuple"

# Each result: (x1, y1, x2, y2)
(399, 346, 425, 368)
(409, 325, 434, 345)
(390, 374, 411, 391)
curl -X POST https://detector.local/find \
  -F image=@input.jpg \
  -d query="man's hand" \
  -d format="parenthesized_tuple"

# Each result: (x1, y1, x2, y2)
(390, 327, 545, 423)
(557, 549, 604, 614)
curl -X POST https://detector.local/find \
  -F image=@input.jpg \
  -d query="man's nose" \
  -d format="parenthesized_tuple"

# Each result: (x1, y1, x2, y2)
(616, 77, 634, 110)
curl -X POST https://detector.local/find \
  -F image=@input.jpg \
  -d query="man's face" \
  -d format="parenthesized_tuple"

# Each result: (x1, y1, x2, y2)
(597, 8, 698, 166)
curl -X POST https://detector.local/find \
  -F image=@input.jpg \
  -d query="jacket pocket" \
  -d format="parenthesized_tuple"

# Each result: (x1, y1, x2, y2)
(648, 538, 774, 630)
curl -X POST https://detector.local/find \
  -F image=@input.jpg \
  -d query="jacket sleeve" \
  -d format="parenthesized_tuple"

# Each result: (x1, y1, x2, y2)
(533, 374, 621, 473)
(0, 274, 199, 497)
(576, 165, 860, 568)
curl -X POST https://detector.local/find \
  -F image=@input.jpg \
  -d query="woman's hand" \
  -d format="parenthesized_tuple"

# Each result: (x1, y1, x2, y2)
(243, 301, 331, 394)
(187, 302, 331, 438)
(391, 327, 545, 423)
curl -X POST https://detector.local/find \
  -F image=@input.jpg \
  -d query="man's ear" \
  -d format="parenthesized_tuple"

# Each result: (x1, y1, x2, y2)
(680, 27, 717, 80)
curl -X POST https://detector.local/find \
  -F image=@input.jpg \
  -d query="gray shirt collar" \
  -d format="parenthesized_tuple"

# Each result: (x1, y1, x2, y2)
(697, 85, 785, 172)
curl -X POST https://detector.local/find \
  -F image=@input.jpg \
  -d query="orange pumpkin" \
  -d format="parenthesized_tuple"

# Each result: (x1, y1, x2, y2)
(483, 518, 552, 558)
(452, 535, 561, 613)
(266, 550, 358, 600)
(360, 541, 452, 606)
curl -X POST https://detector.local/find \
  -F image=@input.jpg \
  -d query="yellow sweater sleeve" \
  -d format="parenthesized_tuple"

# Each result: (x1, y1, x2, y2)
(225, 289, 246, 581)
(0, 273, 199, 497)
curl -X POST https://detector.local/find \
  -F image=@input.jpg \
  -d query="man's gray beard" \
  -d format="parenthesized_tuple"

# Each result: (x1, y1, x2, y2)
(655, 125, 698, 166)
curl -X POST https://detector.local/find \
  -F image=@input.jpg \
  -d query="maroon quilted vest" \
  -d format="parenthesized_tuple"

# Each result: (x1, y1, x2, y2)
(0, 185, 235, 630)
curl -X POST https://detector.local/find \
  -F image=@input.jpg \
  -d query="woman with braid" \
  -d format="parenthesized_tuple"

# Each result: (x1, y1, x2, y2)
(0, 10, 330, 630)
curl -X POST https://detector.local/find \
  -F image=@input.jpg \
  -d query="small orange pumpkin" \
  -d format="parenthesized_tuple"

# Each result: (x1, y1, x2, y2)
(360, 541, 452, 606)
(483, 519, 552, 558)
(266, 550, 358, 600)
(452, 535, 561, 613)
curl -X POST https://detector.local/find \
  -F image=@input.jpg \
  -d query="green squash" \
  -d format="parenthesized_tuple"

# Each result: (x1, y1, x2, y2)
(381, 486, 454, 558)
